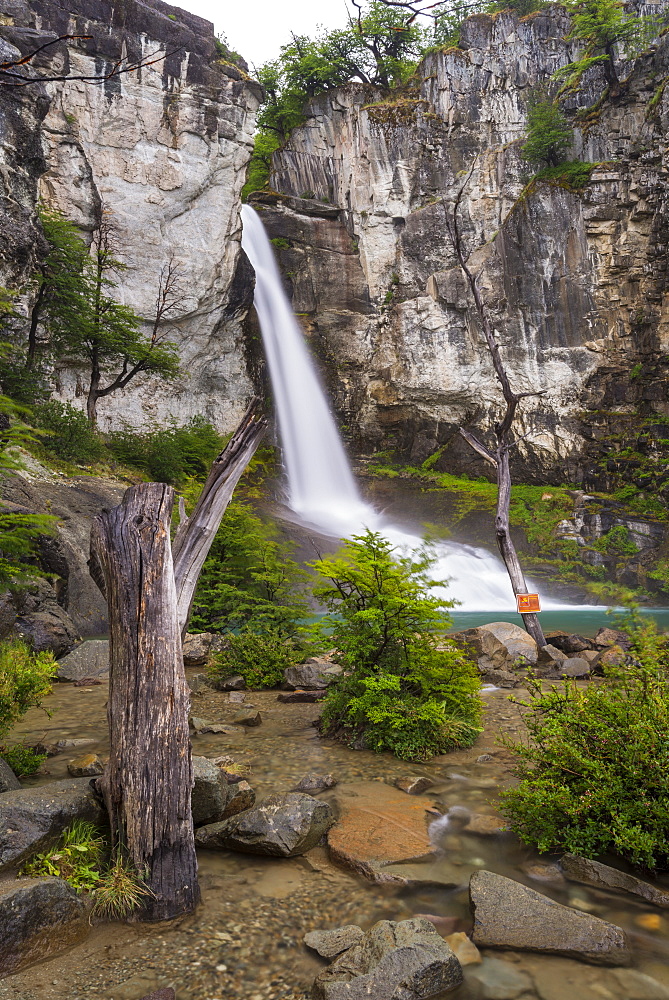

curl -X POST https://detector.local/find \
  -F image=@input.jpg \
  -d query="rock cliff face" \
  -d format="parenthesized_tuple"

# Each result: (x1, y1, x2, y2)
(260, 7, 669, 481)
(0, 0, 261, 432)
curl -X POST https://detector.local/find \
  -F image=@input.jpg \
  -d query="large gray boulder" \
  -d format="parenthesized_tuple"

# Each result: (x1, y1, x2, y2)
(191, 756, 229, 826)
(0, 758, 20, 793)
(561, 854, 669, 908)
(0, 877, 88, 976)
(460, 622, 538, 667)
(305, 925, 365, 958)
(311, 918, 464, 999)
(0, 778, 105, 872)
(183, 632, 227, 666)
(200, 792, 334, 857)
(56, 639, 109, 681)
(284, 659, 344, 690)
(470, 870, 631, 966)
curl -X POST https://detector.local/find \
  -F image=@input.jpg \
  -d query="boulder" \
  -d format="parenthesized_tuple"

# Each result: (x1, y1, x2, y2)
(188, 673, 212, 694)
(293, 773, 338, 794)
(470, 870, 631, 966)
(544, 632, 594, 654)
(311, 917, 464, 999)
(395, 776, 434, 795)
(597, 645, 627, 669)
(212, 674, 246, 691)
(594, 627, 632, 650)
(305, 925, 365, 958)
(193, 782, 257, 846)
(191, 756, 229, 826)
(0, 877, 88, 976)
(284, 659, 344, 690)
(222, 780, 255, 818)
(277, 689, 327, 702)
(199, 792, 334, 857)
(0, 778, 105, 871)
(4, 578, 80, 658)
(183, 632, 215, 666)
(0, 758, 20, 793)
(56, 640, 109, 682)
(67, 753, 104, 777)
(537, 643, 568, 665)
(559, 657, 591, 678)
(561, 854, 669, 908)
(477, 663, 521, 688)
(327, 781, 434, 882)
(461, 622, 538, 666)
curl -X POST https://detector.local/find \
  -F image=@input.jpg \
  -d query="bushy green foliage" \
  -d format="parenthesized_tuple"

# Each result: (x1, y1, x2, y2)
(209, 627, 299, 688)
(0, 743, 47, 776)
(0, 639, 55, 741)
(521, 96, 573, 166)
(533, 160, 598, 189)
(190, 498, 310, 635)
(33, 399, 105, 464)
(500, 619, 669, 871)
(107, 417, 224, 486)
(311, 530, 482, 761)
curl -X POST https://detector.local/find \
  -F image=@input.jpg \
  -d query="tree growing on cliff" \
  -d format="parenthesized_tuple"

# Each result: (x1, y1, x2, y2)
(521, 95, 573, 167)
(556, 0, 663, 96)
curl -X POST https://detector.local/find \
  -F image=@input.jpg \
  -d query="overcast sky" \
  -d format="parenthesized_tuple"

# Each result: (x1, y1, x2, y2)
(182, 0, 354, 70)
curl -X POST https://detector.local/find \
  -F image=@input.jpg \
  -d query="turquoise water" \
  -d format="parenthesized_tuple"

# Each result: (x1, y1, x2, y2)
(448, 607, 669, 636)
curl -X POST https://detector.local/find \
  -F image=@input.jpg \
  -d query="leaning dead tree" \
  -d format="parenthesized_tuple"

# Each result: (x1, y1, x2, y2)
(89, 399, 267, 920)
(444, 178, 547, 647)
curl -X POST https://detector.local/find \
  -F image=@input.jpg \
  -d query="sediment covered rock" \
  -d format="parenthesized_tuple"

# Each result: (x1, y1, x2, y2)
(304, 925, 364, 959)
(561, 854, 669, 908)
(56, 640, 109, 681)
(191, 756, 230, 826)
(199, 792, 334, 857)
(0, 877, 88, 976)
(284, 659, 344, 690)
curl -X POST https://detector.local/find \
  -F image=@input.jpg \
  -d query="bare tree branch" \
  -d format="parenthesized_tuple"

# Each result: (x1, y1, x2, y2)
(0, 33, 179, 87)
(458, 427, 496, 466)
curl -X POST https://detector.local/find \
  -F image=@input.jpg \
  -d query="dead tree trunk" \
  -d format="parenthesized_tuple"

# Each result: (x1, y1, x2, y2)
(89, 400, 267, 920)
(445, 186, 546, 648)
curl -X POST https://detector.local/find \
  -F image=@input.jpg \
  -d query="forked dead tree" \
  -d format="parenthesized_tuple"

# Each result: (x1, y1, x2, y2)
(444, 178, 547, 647)
(89, 399, 267, 920)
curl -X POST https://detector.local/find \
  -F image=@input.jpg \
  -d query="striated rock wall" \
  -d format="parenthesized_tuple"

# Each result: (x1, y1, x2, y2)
(263, 6, 669, 481)
(0, 0, 261, 432)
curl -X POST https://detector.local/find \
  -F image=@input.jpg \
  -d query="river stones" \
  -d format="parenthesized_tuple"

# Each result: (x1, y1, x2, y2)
(561, 854, 669, 908)
(232, 709, 262, 727)
(191, 756, 230, 826)
(0, 758, 20, 793)
(311, 917, 464, 999)
(466, 956, 533, 998)
(67, 753, 104, 777)
(305, 925, 365, 958)
(198, 792, 334, 857)
(56, 639, 109, 681)
(394, 776, 433, 795)
(459, 622, 538, 667)
(0, 778, 105, 872)
(292, 773, 337, 794)
(0, 877, 89, 976)
(284, 659, 344, 690)
(470, 870, 631, 965)
(327, 781, 434, 882)
(183, 632, 215, 666)
(559, 657, 592, 678)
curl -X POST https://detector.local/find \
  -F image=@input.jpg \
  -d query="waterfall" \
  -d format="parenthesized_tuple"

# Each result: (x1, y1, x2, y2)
(241, 205, 554, 612)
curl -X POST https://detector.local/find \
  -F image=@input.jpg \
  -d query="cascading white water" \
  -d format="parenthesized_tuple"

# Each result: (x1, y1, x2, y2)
(241, 205, 555, 612)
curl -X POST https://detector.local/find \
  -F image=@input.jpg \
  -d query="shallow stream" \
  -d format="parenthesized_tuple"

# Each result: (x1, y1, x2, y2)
(4, 675, 669, 1000)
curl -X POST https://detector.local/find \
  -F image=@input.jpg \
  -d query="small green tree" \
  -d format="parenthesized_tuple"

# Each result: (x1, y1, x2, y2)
(557, 0, 662, 94)
(0, 639, 55, 741)
(521, 97, 573, 167)
(310, 530, 482, 760)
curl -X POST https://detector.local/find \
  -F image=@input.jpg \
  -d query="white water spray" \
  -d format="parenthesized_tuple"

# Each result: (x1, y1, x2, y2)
(241, 205, 556, 612)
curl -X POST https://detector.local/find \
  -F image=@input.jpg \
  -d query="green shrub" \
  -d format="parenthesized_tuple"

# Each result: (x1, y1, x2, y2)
(500, 619, 669, 871)
(107, 417, 224, 485)
(0, 639, 55, 741)
(521, 96, 572, 167)
(311, 530, 482, 761)
(34, 400, 104, 463)
(0, 743, 46, 776)
(208, 627, 298, 688)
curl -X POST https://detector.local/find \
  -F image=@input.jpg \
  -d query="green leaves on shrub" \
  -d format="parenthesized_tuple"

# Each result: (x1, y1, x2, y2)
(310, 530, 482, 761)
(0, 743, 46, 776)
(521, 97, 573, 167)
(500, 619, 669, 871)
(0, 639, 55, 741)
(33, 399, 105, 464)
(208, 627, 299, 689)
(107, 416, 225, 486)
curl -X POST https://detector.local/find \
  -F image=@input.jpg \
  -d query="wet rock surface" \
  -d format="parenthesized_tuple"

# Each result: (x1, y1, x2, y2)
(66, 754, 104, 778)
(0, 759, 20, 793)
(561, 854, 669, 908)
(311, 917, 463, 999)
(293, 773, 338, 795)
(0, 778, 105, 871)
(327, 781, 435, 882)
(200, 793, 335, 857)
(470, 870, 631, 966)
(284, 660, 344, 690)
(191, 756, 230, 826)
(56, 641, 109, 682)
(0, 878, 88, 976)
(304, 925, 364, 959)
